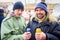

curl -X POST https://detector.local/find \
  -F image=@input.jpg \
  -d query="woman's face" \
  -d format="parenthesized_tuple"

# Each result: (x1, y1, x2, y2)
(14, 9, 23, 17)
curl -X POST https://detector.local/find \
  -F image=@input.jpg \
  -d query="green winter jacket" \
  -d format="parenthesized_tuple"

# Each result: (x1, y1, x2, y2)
(1, 14, 26, 40)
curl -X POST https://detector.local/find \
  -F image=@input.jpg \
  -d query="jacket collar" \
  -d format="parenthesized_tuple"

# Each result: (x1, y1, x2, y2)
(32, 17, 52, 26)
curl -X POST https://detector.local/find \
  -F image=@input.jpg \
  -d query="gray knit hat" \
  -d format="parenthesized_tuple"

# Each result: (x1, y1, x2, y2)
(35, 2, 48, 13)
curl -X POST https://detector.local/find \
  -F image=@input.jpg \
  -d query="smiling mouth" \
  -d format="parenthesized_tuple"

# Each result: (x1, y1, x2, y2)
(38, 14, 43, 16)
(37, 14, 44, 18)
(18, 14, 21, 16)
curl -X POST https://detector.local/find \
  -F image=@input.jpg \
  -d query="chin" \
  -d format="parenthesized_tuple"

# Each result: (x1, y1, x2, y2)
(38, 16, 44, 19)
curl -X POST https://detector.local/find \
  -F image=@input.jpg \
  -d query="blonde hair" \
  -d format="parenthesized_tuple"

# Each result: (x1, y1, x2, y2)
(48, 13, 57, 22)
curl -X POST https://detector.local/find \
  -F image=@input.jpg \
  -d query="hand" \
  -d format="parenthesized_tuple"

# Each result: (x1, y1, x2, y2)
(35, 32, 46, 40)
(23, 32, 31, 40)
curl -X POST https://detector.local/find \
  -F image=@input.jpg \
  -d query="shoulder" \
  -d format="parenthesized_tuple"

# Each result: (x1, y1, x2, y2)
(21, 16, 25, 20)
(3, 14, 12, 22)
(20, 16, 26, 22)
(50, 21, 60, 29)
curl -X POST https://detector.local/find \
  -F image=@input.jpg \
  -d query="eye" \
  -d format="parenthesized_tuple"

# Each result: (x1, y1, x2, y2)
(36, 10, 38, 11)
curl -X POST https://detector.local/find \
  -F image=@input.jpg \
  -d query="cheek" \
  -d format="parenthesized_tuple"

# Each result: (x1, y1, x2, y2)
(42, 12, 45, 15)
(41, 11, 46, 15)
(36, 13, 39, 16)
(36, 12, 39, 15)
(15, 12, 18, 15)
(14, 11, 17, 14)
(40, 12, 46, 16)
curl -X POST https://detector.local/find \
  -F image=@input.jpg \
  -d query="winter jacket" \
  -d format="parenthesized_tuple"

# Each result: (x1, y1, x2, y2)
(26, 17, 60, 40)
(1, 14, 26, 40)
(0, 14, 4, 40)
(0, 15, 4, 27)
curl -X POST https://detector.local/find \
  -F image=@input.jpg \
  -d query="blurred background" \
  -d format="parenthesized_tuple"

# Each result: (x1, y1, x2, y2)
(0, 0, 60, 24)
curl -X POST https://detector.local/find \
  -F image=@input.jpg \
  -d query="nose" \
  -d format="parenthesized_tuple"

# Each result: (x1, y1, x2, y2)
(18, 10, 22, 14)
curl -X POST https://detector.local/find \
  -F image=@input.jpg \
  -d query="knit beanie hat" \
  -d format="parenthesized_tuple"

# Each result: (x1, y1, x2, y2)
(35, 2, 48, 13)
(13, 1, 24, 11)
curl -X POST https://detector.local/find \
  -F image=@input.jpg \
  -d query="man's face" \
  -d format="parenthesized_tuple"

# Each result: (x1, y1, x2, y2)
(14, 9, 23, 17)
(35, 8, 46, 19)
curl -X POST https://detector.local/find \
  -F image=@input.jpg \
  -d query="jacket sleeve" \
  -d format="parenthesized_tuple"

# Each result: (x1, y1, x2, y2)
(25, 21, 31, 32)
(46, 23, 60, 40)
(1, 21, 24, 40)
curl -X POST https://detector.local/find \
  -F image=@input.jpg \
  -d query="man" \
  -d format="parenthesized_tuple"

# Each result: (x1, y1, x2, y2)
(1, 1, 26, 40)
(0, 9, 4, 40)
(0, 9, 4, 27)
(23, 2, 60, 40)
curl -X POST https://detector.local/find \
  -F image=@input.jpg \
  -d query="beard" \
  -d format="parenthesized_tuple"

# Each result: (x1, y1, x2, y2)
(37, 14, 45, 19)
